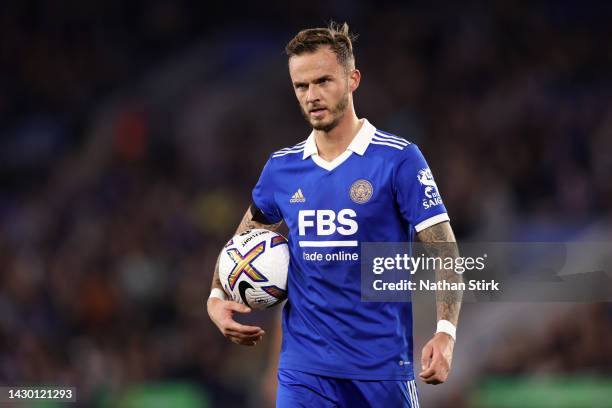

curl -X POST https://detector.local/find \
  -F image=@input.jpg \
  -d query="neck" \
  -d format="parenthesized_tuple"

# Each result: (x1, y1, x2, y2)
(313, 108, 362, 162)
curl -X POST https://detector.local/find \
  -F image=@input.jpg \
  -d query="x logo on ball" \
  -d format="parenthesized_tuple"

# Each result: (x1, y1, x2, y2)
(226, 242, 268, 290)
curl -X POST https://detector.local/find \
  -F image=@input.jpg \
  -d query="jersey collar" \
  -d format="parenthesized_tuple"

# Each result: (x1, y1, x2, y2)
(302, 118, 375, 160)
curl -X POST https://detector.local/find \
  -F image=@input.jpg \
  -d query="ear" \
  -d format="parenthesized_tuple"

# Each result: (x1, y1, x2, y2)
(348, 69, 361, 92)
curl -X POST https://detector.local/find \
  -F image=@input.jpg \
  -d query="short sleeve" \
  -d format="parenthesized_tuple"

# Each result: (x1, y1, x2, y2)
(252, 156, 283, 224)
(394, 144, 450, 232)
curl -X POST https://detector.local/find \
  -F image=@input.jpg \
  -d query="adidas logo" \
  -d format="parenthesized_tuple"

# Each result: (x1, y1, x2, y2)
(290, 189, 306, 203)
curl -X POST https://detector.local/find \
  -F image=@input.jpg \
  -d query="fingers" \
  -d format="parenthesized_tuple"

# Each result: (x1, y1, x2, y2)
(419, 366, 444, 384)
(209, 298, 266, 346)
(420, 368, 446, 385)
(225, 326, 265, 341)
(419, 365, 438, 381)
(422, 376, 443, 385)
(420, 347, 441, 378)
(419, 342, 449, 384)
(421, 342, 433, 371)
(225, 318, 261, 333)
(211, 299, 262, 334)
(419, 359, 449, 384)
(221, 313, 264, 342)
(229, 335, 263, 347)
(419, 364, 439, 384)
(225, 320, 264, 336)
(226, 301, 252, 314)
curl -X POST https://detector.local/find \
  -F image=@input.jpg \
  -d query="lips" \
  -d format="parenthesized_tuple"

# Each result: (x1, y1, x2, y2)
(309, 108, 327, 116)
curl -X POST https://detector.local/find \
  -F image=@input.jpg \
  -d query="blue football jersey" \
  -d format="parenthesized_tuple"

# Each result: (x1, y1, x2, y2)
(252, 119, 449, 380)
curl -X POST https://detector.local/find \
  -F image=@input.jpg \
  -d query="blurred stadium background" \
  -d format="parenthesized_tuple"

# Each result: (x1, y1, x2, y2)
(1, 1, 611, 407)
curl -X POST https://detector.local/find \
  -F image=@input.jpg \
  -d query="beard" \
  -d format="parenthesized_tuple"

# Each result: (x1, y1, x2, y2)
(301, 88, 350, 132)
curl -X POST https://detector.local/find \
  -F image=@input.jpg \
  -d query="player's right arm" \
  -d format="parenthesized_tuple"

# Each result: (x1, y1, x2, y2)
(207, 204, 283, 346)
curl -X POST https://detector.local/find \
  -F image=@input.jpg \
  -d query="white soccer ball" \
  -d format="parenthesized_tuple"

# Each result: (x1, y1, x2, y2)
(218, 229, 289, 310)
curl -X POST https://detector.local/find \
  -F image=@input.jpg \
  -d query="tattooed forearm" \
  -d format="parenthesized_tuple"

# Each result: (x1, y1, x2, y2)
(417, 221, 463, 326)
(235, 205, 283, 235)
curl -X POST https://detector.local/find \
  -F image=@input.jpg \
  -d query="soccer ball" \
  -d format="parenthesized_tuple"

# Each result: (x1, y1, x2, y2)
(218, 229, 289, 310)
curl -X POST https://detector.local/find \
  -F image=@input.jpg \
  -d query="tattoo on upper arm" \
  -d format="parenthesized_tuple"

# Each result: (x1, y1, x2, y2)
(417, 221, 463, 326)
(416, 220, 456, 244)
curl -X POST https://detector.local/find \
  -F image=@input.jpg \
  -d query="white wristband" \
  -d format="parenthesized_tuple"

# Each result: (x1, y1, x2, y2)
(436, 320, 456, 340)
(209, 288, 228, 301)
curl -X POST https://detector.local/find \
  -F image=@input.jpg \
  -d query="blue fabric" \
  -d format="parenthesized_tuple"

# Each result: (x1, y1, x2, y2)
(252, 125, 448, 380)
(276, 369, 419, 408)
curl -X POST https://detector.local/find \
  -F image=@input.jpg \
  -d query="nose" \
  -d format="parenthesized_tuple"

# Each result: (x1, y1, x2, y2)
(306, 84, 320, 104)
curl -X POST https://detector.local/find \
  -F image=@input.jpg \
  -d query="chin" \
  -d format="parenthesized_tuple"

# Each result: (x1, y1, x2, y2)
(311, 114, 343, 132)
(312, 121, 339, 132)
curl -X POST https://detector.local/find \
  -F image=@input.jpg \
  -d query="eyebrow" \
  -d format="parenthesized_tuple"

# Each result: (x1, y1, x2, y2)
(293, 75, 333, 88)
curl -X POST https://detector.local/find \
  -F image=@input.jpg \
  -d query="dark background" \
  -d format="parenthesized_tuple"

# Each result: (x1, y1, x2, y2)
(1, 1, 611, 407)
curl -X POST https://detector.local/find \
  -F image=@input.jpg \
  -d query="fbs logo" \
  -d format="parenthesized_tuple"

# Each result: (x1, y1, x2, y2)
(290, 188, 306, 203)
(298, 209, 358, 236)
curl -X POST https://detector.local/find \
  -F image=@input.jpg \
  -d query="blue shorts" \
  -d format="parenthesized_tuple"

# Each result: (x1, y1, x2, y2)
(276, 369, 420, 408)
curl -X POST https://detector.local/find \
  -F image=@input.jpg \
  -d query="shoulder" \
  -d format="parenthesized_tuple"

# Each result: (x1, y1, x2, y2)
(367, 129, 434, 188)
(368, 128, 419, 161)
(270, 139, 307, 160)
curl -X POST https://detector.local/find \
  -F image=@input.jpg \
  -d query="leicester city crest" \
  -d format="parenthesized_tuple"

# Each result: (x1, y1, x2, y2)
(350, 179, 373, 204)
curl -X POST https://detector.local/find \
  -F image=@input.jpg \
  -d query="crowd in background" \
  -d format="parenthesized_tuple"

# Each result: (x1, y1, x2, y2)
(1, 1, 611, 406)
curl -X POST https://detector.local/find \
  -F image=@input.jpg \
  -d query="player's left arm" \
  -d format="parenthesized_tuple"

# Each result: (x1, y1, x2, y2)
(416, 220, 463, 385)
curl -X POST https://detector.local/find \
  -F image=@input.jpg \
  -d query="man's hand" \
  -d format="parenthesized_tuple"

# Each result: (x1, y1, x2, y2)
(419, 332, 455, 384)
(207, 297, 265, 346)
